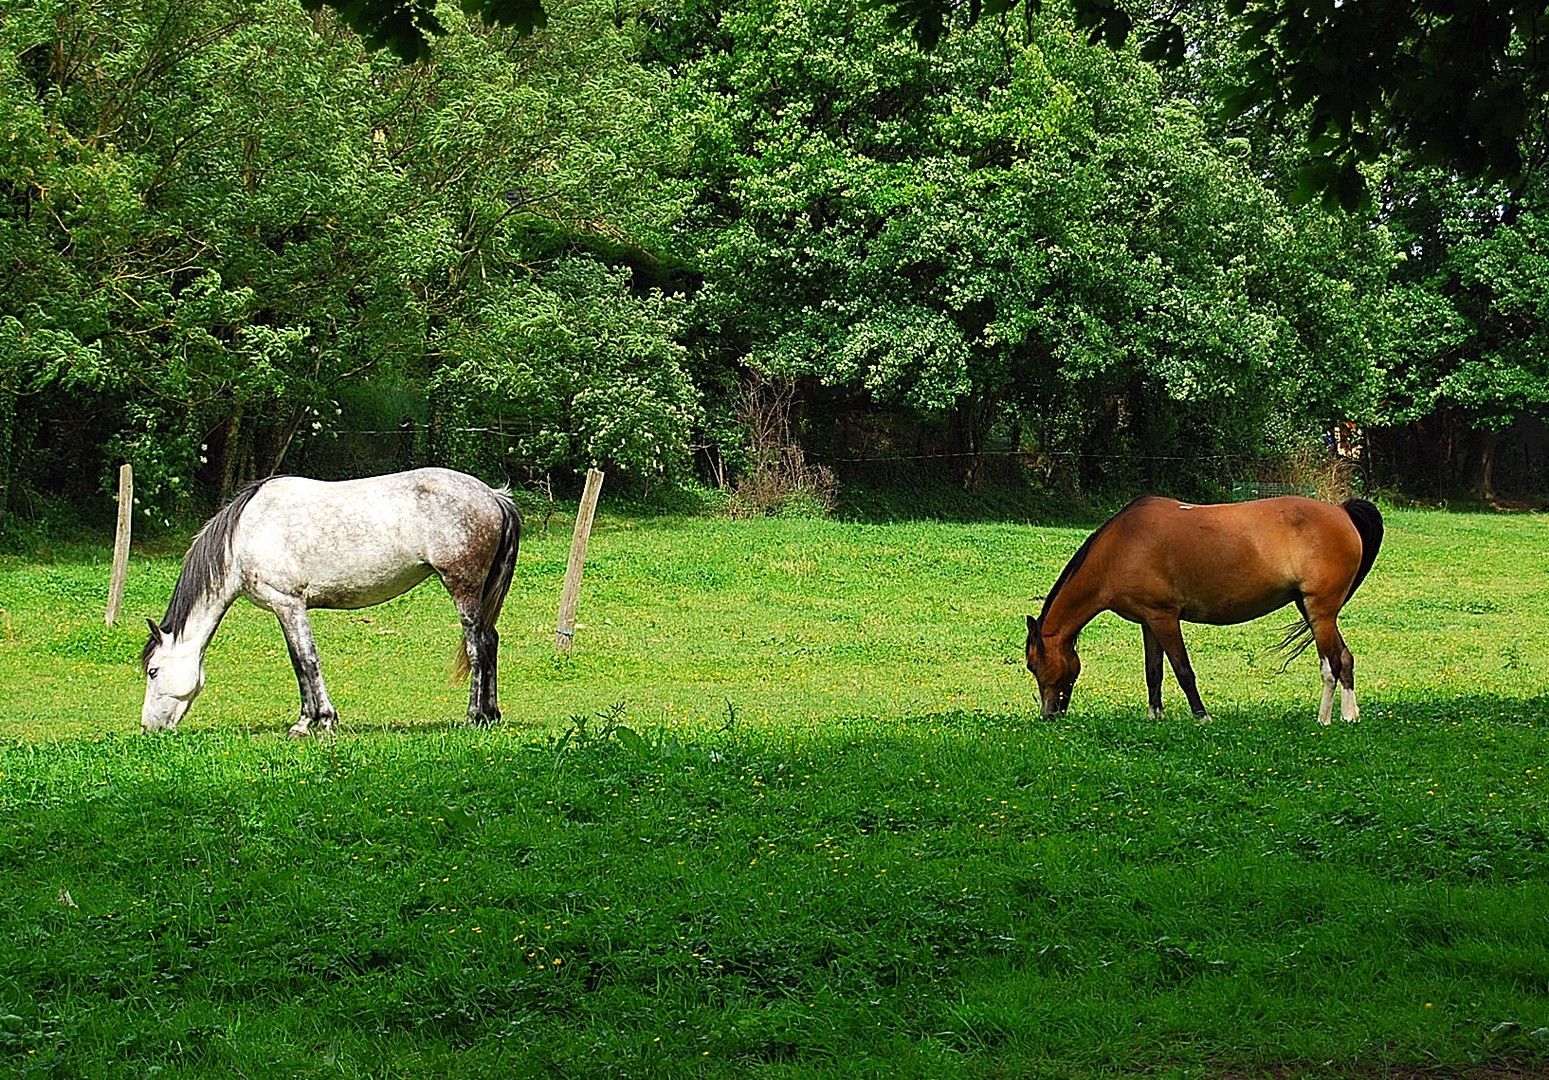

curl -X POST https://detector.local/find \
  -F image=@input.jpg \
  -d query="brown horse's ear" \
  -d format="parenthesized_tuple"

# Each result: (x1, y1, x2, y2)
(1026, 614, 1038, 634)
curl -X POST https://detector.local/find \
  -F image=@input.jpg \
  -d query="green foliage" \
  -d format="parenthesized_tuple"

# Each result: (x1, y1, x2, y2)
(301, 0, 549, 61)
(1389, 208, 1549, 432)
(0, 0, 688, 527)
(665, 0, 1389, 495)
(430, 259, 701, 480)
(3, 0, 1547, 528)
(1, 0, 436, 515)
(876, 0, 1549, 211)
(1368, 170, 1549, 497)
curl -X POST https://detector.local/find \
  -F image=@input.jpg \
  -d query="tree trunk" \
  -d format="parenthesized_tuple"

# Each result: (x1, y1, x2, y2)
(266, 406, 306, 478)
(217, 409, 244, 504)
(1474, 429, 1500, 503)
(952, 395, 997, 491)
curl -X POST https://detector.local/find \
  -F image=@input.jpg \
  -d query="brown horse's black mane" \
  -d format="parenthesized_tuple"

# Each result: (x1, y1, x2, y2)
(141, 478, 273, 671)
(1038, 496, 1152, 624)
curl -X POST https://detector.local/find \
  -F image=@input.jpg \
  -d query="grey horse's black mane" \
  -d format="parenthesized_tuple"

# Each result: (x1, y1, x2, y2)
(1037, 496, 1151, 624)
(142, 478, 273, 671)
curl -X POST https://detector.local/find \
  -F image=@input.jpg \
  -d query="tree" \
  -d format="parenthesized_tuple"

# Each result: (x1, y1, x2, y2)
(308, 0, 1549, 211)
(885, 0, 1549, 211)
(1, 0, 437, 519)
(301, 0, 546, 59)
(0, 0, 688, 530)
(1368, 170, 1549, 501)
(427, 259, 701, 481)
(663, 0, 1389, 495)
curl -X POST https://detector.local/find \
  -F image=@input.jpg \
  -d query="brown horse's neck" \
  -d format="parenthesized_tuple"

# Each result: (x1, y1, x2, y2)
(1038, 500, 1141, 646)
(1040, 582, 1101, 649)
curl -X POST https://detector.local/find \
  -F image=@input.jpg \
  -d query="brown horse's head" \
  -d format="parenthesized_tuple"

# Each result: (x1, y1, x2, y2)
(1026, 614, 1079, 718)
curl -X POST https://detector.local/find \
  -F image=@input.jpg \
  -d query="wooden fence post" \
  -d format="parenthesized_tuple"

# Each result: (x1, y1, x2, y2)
(105, 463, 133, 626)
(554, 468, 605, 654)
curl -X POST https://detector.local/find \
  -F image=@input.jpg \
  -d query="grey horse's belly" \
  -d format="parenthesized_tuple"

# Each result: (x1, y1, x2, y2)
(302, 563, 437, 609)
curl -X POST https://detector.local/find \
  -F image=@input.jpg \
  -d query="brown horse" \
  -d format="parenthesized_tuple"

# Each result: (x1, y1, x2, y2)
(1025, 496, 1383, 724)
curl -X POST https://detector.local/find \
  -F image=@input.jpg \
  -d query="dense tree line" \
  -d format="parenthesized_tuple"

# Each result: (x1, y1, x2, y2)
(2, 0, 1546, 534)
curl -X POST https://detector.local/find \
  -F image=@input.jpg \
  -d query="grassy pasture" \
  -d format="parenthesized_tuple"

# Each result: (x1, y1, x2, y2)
(2, 507, 1548, 1077)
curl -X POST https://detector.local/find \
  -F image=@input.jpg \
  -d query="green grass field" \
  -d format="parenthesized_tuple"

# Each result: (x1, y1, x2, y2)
(2, 506, 1548, 1077)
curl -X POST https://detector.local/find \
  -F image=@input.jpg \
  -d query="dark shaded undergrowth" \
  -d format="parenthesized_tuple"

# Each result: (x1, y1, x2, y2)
(3, 699, 1548, 1078)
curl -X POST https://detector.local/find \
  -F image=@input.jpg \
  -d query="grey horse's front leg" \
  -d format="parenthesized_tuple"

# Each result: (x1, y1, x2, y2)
(272, 601, 338, 737)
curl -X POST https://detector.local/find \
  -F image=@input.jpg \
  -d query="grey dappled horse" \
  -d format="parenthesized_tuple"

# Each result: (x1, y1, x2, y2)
(141, 468, 521, 736)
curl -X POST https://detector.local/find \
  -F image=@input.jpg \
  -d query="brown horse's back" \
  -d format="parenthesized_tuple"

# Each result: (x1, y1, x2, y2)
(1092, 496, 1364, 626)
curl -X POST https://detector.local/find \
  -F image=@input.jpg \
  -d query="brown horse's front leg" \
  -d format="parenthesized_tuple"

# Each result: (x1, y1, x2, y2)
(1147, 616, 1211, 722)
(1141, 623, 1165, 719)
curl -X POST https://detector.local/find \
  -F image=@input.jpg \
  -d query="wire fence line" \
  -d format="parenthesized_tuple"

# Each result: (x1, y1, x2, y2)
(825, 449, 1239, 464)
(305, 424, 1335, 502)
(316, 426, 1242, 465)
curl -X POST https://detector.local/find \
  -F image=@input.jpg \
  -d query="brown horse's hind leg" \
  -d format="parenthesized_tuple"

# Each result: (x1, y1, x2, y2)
(1141, 623, 1165, 719)
(1329, 634, 1358, 723)
(1318, 656, 1337, 725)
(1339, 639, 1358, 722)
(1310, 615, 1358, 725)
(1146, 615, 1211, 722)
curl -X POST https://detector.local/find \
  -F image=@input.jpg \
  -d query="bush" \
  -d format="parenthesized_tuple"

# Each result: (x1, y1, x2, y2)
(725, 375, 839, 519)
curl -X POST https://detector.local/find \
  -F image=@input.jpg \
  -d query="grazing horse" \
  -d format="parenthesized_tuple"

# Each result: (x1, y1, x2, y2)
(141, 468, 521, 736)
(1025, 496, 1383, 725)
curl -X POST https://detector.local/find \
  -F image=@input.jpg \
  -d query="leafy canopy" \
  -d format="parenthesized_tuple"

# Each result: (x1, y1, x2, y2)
(332, 0, 1549, 211)
(883, 0, 1549, 211)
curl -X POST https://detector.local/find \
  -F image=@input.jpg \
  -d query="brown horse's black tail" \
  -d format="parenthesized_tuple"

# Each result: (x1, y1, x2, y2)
(1340, 498, 1384, 602)
(1273, 498, 1384, 666)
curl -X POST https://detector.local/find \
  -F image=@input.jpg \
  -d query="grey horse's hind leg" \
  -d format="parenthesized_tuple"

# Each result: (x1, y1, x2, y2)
(458, 610, 500, 726)
(435, 508, 510, 727)
(442, 567, 500, 726)
(272, 600, 338, 737)
(452, 607, 501, 725)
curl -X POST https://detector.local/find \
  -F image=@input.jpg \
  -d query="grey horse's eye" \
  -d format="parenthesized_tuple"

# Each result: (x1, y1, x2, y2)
(147, 668, 159, 679)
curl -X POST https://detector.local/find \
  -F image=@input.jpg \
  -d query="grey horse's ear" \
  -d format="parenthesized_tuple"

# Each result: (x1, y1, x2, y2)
(147, 618, 163, 644)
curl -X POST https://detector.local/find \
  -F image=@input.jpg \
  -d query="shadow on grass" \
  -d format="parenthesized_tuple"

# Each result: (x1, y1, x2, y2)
(5, 695, 1549, 1077)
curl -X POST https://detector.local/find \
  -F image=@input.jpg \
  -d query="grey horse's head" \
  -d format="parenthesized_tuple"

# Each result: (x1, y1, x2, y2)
(141, 619, 204, 733)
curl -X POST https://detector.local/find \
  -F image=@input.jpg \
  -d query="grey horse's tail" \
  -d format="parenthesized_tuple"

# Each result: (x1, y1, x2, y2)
(1274, 498, 1384, 665)
(452, 488, 522, 682)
